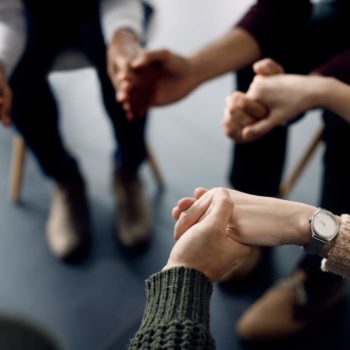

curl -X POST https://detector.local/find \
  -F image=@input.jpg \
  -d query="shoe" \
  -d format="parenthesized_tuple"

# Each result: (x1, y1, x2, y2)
(220, 247, 262, 282)
(236, 269, 346, 340)
(46, 176, 90, 261)
(114, 169, 151, 248)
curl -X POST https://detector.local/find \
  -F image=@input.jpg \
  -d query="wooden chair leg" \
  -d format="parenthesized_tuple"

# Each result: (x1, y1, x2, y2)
(279, 126, 324, 199)
(9, 136, 26, 202)
(146, 143, 165, 188)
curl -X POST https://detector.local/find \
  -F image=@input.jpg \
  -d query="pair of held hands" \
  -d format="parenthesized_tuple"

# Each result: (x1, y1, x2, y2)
(164, 187, 316, 281)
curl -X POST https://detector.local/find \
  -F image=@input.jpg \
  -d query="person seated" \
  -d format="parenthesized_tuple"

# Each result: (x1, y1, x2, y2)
(127, 187, 350, 348)
(0, 0, 26, 127)
(9, 0, 155, 261)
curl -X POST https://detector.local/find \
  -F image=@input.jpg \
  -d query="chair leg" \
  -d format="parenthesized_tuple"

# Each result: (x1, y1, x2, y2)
(9, 136, 26, 202)
(279, 126, 324, 199)
(146, 143, 165, 188)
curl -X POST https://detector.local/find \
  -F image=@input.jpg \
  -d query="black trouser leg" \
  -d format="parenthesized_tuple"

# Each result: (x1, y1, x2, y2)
(79, 11, 148, 175)
(229, 67, 288, 196)
(10, 16, 81, 184)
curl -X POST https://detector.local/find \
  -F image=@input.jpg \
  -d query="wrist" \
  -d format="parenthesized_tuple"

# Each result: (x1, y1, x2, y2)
(112, 28, 140, 44)
(163, 261, 212, 281)
(163, 261, 201, 273)
(308, 75, 335, 109)
(188, 54, 211, 87)
(110, 29, 142, 60)
(289, 204, 317, 246)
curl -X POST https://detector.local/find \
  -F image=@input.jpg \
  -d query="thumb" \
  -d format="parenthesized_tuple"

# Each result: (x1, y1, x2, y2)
(201, 189, 234, 234)
(194, 187, 208, 199)
(253, 58, 284, 76)
(131, 49, 169, 69)
(242, 117, 276, 142)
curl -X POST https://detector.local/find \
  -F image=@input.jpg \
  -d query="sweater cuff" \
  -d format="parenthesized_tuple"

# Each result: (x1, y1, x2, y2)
(321, 214, 350, 278)
(141, 267, 213, 329)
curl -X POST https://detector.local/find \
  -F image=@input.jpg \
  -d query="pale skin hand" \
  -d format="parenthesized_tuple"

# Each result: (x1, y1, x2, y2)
(244, 74, 320, 141)
(245, 71, 350, 139)
(222, 58, 283, 142)
(224, 58, 340, 142)
(107, 29, 159, 119)
(172, 187, 318, 248)
(0, 63, 12, 127)
(163, 188, 251, 281)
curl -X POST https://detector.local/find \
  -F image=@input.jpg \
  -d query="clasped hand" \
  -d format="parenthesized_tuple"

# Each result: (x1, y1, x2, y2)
(222, 58, 313, 142)
(165, 187, 315, 281)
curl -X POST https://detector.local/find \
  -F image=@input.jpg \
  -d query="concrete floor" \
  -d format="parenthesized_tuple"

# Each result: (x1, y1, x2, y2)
(0, 1, 349, 349)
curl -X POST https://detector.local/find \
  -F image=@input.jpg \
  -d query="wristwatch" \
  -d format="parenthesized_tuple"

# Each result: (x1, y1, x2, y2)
(304, 208, 340, 255)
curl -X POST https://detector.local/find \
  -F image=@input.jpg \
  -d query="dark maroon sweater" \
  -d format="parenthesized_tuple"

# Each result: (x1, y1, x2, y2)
(237, 0, 350, 83)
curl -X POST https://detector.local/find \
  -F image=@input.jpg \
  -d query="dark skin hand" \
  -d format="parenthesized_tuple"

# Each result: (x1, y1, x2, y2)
(0, 63, 12, 127)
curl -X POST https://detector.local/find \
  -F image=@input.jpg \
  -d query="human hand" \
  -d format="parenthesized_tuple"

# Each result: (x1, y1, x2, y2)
(241, 58, 318, 141)
(221, 59, 284, 142)
(107, 29, 154, 119)
(130, 49, 201, 107)
(0, 64, 12, 127)
(221, 91, 268, 142)
(164, 188, 251, 281)
(173, 187, 316, 248)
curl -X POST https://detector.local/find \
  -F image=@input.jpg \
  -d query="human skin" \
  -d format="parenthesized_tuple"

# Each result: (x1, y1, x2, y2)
(118, 27, 262, 118)
(223, 58, 350, 142)
(163, 188, 251, 281)
(0, 61, 12, 127)
(172, 187, 339, 257)
(107, 28, 157, 119)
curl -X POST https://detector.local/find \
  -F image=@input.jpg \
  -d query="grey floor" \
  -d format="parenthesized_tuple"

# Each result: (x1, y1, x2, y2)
(1, 1, 350, 349)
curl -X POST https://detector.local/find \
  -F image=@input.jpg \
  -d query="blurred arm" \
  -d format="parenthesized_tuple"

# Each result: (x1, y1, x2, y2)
(312, 76, 350, 123)
(186, 0, 312, 87)
(0, 0, 26, 77)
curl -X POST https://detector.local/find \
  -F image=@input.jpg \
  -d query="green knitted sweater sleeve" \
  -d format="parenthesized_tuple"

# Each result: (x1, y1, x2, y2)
(127, 267, 215, 350)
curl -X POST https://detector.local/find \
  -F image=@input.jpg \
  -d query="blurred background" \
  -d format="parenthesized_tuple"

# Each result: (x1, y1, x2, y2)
(0, 0, 347, 349)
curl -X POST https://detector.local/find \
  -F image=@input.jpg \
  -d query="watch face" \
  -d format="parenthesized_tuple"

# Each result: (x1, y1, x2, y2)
(313, 211, 338, 239)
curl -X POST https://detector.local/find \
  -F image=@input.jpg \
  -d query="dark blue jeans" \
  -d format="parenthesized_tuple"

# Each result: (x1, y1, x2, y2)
(10, 1, 148, 184)
(231, 0, 350, 282)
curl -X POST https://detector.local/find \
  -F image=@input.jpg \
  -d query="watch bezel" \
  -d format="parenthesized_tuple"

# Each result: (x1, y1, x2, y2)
(311, 208, 339, 242)
(304, 208, 340, 255)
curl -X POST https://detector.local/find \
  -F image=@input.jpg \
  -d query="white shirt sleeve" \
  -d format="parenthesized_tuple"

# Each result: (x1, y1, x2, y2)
(0, 0, 26, 77)
(100, 0, 144, 44)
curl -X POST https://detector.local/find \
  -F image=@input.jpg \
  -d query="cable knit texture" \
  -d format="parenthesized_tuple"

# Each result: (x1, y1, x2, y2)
(321, 214, 350, 278)
(127, 267, 215, 350)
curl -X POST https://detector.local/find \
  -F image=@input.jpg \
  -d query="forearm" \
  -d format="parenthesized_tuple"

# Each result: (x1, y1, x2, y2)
(127, 267, 215, 350)
(312, 77, 350, 123)
(188, 28, 261, 85)
(227, 189, 316, 247)
(110, 28, 142, 59)
(100, 0, 143, 45)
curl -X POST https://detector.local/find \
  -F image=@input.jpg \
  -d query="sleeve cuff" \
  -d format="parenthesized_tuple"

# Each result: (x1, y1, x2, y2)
(321, 214, 350, 278)
(141, 267, 213, 329)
